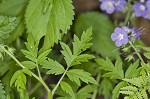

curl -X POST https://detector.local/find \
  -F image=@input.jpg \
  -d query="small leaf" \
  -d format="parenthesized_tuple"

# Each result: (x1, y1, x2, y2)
(144, 52, 150, 59)
(21, 61, 36, 69)
(67, 69, 97, 86)
(60, 42, 73, 67)
(60, 81, 74, 97)
(37, 49, 51, 64)
(0, 80, 6, 99)
(42, 58, 65, 75)
(77, 85, 97, 99)
(10, 70, 27, 90)
(112, 81, 127, 99)
(125, 60, 139, 78)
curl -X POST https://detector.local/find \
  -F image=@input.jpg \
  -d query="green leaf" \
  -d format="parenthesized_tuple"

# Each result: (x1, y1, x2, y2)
(10, 70, 27, 91)
(0, 80, 6, 99)
(25, 0, 74, 52)
(112, 81, 127, 99)
(144, 52, 150, 60)
(74, 12, 119, 59)
(21, 34, 39, 62)
(99, 78, 114, 99)
(66, 69, 97, 86)
(60, 81, 74, 97)
(77, 85, 97, 99)
(125, 60, 139, 78)
(42, 58, 65, 75)
(60, 28, 94, 67)
(7, 17, 25, 43)
(73, 27, 93, 55)
(0, 15, 19, 43)
(96, 58, 124, 79)
(37, 49, 51, 64)
(21, 61, 36, 69)
(96, 58, 114, 71)
(73, 54, 95, 65)
(0, 0, 28, 16)
(60, 42, 73, 67)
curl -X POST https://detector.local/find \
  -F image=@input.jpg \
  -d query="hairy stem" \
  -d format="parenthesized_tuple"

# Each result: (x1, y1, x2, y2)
(129, 41, 145, 63)
(52, 66, 69, 96)
(92, 73, 101, 99)
(1, 46, 52, 99)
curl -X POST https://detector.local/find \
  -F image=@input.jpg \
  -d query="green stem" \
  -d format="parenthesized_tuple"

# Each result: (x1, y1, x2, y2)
(1, 46, 52, 99)
(29, 75, 48, 95)
(92, 73, 101, 99)
(124, 0, 131, 26)
(52, 66, 69, 96)
(129, 41, 145, 63)
(36, 64, 42, 79)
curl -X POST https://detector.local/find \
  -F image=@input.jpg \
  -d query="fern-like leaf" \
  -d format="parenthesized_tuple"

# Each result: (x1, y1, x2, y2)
(120, 76, 150, 99)
(0, 80, 6, 99)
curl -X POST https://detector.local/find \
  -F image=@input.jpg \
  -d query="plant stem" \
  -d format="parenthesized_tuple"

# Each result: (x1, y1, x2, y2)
(52, 66, 69, 96)
(129, 41, 145, 63)
(36, 64, 42, 79)
(29, 75, 48, 95)
(124, 0, 131, 26)
(1, 46, 52, 99)
(92, 73, 101, 99)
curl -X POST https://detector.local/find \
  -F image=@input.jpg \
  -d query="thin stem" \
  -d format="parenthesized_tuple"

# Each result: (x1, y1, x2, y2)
(52, 66, 69, 96)
(36, 64, 42, 79)
(129, 41, 145, 63)
(92, 73, 101, 99)
(29, 75, 48, 95)
(1, 46, 52, 99)
(124, 0, 131, 26)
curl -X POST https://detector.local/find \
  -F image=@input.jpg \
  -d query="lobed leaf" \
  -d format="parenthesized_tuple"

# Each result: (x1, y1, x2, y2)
(60, 81, 74, 97)
(42, 58, 65, 75)
(66, 69, 97, 86)
(25, 0, 74, 52)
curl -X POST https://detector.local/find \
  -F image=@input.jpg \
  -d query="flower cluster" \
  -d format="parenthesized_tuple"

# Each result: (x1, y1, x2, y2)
(133, 0, 150, 19)
(99, 0, 127, 14)
(111, 26, 140, 47)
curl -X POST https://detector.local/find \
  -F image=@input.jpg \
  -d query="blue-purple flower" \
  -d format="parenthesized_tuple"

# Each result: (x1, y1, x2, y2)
(111, 27, 128, 47)
(133, 0, 150, 20)
(99, 0, 127, 14)
(111, 26, 141, 47)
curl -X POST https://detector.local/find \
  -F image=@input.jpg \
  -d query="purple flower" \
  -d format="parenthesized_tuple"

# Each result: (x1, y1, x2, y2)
(111, 26, 141, 47)
(111, 27, 128, 47)
(100, 0, 115, 14)
(133, 0, 150, 20)
(133, 2, 147, 17)
(114, 0, 127, 12)
(99, 0, 126, 14)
